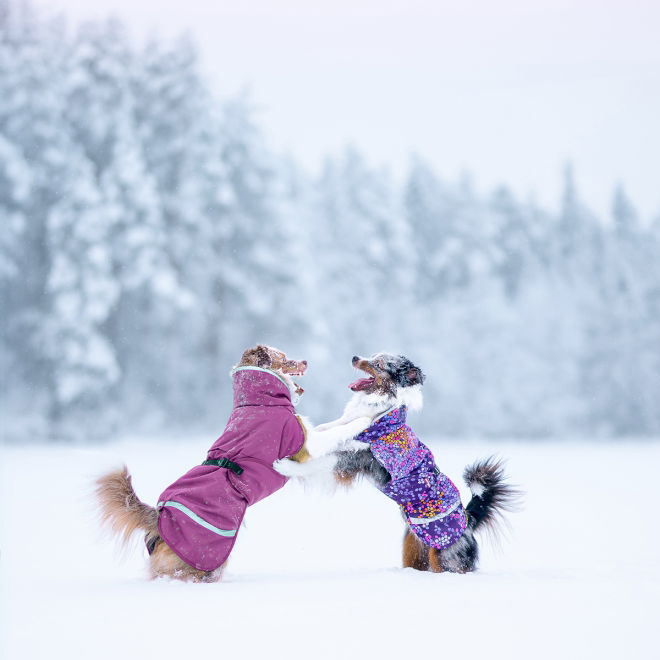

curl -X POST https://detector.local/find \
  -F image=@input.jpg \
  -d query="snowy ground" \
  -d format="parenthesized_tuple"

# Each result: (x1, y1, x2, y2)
(1, 437, 658, 660)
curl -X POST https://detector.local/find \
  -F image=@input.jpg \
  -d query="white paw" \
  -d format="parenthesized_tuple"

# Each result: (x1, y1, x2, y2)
(342, 439, 370, 452)
(313, 422, 335, 432)
(346, 416, 372, 435)
(273, 458, 300, 477)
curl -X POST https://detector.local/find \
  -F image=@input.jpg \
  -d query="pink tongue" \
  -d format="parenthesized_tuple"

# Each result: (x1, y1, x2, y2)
(349, 377, 375, 392)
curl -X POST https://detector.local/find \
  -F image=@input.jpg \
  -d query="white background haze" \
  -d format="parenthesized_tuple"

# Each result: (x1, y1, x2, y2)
(48, 0, 660, 221)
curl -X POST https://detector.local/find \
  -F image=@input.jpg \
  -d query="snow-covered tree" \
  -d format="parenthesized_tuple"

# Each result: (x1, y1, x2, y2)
(3, 0, 660, 440)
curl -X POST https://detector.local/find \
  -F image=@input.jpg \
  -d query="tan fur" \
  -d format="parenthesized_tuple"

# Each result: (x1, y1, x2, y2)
(402, 528, 429, 571)
(95, 466, 159, 545)
(352, 356, 390, 395)
(150, 542, 223, 582)
(96, 465, 226, 582)
(289, 445, 311, 463)
(239, 344, 306, 375)
(239, 345, 272, 368)
(238, 344, 307, 396)
(97, 345, 309, 582)
(289, 415, 310, 463)
(428, 547, 443, 573)
(334, 471, 359, 487)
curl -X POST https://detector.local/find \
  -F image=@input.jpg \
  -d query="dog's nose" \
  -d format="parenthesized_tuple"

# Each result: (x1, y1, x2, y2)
(352, 355, 359, 364)
(301, 360, 307, 366)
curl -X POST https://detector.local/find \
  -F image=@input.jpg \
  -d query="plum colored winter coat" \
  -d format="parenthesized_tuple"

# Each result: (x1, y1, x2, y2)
(156, 367, 305, 571)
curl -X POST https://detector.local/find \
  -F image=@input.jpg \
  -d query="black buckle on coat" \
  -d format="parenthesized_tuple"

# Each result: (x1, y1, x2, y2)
(202, 458, 244, 475)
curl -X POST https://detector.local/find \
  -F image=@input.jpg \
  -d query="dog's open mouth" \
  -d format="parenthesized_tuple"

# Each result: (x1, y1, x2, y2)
(349, 376, 375, 392)
(349, 357, 379, 392)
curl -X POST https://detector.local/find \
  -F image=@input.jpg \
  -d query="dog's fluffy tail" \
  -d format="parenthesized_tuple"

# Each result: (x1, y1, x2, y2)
(463, 456, 522, 537)
(95, 465, 159, 546)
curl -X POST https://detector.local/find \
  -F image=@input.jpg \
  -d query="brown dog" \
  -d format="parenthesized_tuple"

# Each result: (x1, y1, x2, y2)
(96, 345, 312, 582)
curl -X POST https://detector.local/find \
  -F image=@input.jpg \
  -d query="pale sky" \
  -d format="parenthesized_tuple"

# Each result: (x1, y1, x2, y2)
(47, 0, 660, 221)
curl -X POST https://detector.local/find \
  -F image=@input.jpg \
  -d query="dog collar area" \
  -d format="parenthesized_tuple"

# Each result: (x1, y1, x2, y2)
(231, 365, 296, 396)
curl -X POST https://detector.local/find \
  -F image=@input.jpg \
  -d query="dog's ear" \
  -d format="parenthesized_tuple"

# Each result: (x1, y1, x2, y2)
(405, 367, 424, 386)
(240, 345, 272, 368)
(401, 361, 425, 386)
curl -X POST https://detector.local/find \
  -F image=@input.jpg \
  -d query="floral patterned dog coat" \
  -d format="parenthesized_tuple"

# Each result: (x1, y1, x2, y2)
(354, 406, 467, 549)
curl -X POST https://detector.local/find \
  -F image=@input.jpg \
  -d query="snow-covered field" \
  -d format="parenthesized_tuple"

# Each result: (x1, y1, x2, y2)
(1, 437, 658, 659)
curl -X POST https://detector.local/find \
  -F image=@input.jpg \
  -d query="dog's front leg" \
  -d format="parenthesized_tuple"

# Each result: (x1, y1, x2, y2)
(314, 394, 372, 432)
(273, 453, 338, 479)
(305, 416, 371, 457)
(273, 416, 371, 479)
(313, 414, 354, 433)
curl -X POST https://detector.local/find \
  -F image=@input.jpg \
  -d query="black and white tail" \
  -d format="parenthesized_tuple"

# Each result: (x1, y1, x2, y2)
(463, 456, 523, 536)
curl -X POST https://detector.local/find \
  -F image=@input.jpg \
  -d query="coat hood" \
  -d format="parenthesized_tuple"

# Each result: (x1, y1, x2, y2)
(231, 366, 295, 408)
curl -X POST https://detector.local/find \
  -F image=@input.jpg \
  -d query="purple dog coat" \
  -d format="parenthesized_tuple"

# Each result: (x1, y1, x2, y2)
(355, 406, 467, 549)
(157, 367, 305, 571)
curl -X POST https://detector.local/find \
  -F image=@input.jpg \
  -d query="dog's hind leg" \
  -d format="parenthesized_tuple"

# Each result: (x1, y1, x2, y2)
(428, 547, 444, 573)
(149, 542, 224, 582)
(437, 529, 479, 574)
(402, 528, 429, 571)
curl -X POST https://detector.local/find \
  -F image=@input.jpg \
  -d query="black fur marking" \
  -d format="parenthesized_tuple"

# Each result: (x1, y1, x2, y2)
(439, 527, 479, 573)
(334, 448, 390, 487)
(375, 353, 426, 388)
(337, 357, 520, 575)
(465, 495, 490, 524)
(333, 445, 521, 575)
(145, 533, 161, 555)
(463, 456, 524, 535)
(333, 445, 485, 573)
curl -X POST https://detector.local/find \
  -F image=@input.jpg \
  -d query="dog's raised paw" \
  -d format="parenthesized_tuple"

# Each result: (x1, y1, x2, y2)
(342, 439, 370, 452)
(273, 458, 300, 477)
(346, 416, 372, 435)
